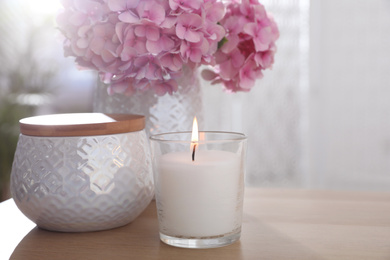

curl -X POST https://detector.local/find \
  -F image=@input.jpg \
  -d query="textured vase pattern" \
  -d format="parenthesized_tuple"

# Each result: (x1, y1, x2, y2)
(93, 68, 204, 136)
(10, 131, 154, 232)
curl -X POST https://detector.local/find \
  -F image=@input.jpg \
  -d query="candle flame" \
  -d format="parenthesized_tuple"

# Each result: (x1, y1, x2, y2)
(191, 117, 198, 161)
(191, 117, 198, 143)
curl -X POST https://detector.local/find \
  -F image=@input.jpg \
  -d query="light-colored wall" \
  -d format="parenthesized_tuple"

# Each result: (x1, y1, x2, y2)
(309, 0, 390, 190)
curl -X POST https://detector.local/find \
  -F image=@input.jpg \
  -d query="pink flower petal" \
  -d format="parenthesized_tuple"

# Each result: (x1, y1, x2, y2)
(215, 51, 229, 64)
(201, 69, 218, 81)
(101, 49, 117, 63)
(243, 23, 257, 37)
(168, 0, 179, 10)
(159, 35, 175, 51)
(120, 46, 137, 61)
(221, 34, 239, 53)
(190, 49, 202, 63)
(219, 60, 235, 80)
(138, 2, 165, 25)
(115, 22, 127, 43)
(134, 25, 146, 37)
(77, 25, 90, 37)
(153, 79, 178, 96)
(93, 24, 106, 37)
(169, 0, 202, 11)
(253, 4, 267, 21)
(133, 39, 148, 54)
(69, 13, 86, 26)
(90, 38, 105, 54)
(205, 24, 225, 42)
(239, 61, 262, 89)
(153, 84, 167, 96)
(253, 35, 269, 52)
(184, 13, 202, 28)
(147, 4, 166, 25)
(75, 1, 102, 14)
(239, 73, 255, 89)
(76, 38, 89, 49)
(184, 30, 202, 43)
(160, 53, 183, 71)
(187, 0, 202, 10)
(198, 38, 210, 55)
(176, 23, 186, 40)
(107, 0, 126, 12)
(239, 0, 255, 17)
(161, 16, 177, 28)
(110, 79, 131, 94)
(176, 14, 204, 42)
(172, 56, 183, 70)
(146, 26, 160, 41)
(258, 27, 272, 45)
(118, 61, 133, 71)
(223, 16, 246, 35)
(146, 40, 163, 54)
(108, 0, 140, 12)
(118, 11, 139, 23)
(231, 49, 245, 68)
(133, 56, 148, 68)
(206, 2, 225, 23)
(99, 72, 112, 84)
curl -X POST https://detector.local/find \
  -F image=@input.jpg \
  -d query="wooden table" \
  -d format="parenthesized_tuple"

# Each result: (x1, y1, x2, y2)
(1, 188, 390, 260)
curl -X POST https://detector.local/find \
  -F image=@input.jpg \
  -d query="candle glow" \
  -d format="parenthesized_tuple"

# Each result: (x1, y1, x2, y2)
(191, 117, 198, 161)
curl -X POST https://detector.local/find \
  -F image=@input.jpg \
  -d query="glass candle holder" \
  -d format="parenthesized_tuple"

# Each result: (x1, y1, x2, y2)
(150, 131, 247, 249)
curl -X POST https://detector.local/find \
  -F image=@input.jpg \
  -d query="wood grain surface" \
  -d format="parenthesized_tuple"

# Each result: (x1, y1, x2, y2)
(19, 113, 145, 137)
(1, 188, 390, 260)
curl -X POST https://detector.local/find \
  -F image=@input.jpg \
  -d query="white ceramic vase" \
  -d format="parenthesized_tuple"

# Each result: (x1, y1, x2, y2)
(10, 114, 154, 232)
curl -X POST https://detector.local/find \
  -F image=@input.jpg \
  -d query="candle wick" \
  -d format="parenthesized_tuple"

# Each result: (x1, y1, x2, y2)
(192, 144, 197, 161)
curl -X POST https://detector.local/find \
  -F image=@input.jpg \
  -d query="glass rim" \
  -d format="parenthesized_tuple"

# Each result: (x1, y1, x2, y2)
(149, 131, 247, 143)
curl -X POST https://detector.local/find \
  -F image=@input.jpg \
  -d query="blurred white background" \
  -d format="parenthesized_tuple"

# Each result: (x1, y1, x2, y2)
(204, 0, 390, 191)
(308, 0, 390, 190)
(1, 0, 389, 197)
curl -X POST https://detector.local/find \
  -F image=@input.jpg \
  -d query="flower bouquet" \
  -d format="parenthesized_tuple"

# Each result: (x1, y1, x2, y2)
(57, 0, 279, 96)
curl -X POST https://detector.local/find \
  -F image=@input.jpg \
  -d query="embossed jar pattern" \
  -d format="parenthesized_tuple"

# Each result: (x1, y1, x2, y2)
(10, 113, 154, 232)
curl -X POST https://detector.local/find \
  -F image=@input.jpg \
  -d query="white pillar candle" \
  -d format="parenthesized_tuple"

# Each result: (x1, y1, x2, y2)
(156, 149, 243, 238)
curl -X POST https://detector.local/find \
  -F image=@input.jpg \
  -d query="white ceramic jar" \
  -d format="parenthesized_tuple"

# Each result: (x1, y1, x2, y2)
(10, 113, 154, 232)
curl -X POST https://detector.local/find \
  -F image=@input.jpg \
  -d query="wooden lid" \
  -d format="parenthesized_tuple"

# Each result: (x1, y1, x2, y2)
(19, 113, 145, 137)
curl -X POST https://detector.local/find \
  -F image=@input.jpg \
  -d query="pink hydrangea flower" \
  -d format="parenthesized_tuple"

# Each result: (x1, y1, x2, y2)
(58, 0, 278, 96)
(176, 14, 203, 43)
(108, 0, 140, 23)
(169, 0, 202, 11)
(202, 0, 279, 92)
(58, 0, 226, 96)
